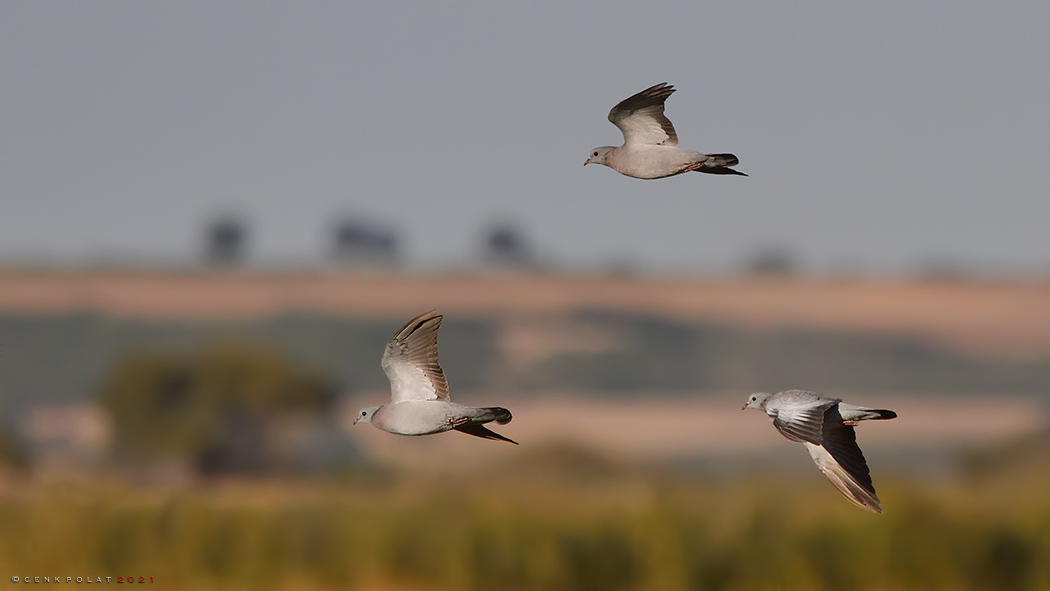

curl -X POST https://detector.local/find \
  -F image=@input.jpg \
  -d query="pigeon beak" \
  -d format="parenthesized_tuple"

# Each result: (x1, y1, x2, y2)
(584, 158, 590, 166)
(741, 403, 748, 410)
(353, 416, 361, 425)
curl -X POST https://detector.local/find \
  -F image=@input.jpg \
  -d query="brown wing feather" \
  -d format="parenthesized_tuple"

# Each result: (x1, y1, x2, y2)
(607, 82, 678, 146)
(382, 310, 450, 402)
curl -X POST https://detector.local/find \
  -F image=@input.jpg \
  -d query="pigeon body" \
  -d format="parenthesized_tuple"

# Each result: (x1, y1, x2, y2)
(743, 390, 896, 513)
(354, 310, 517, 444)
(585, 83, 746, 179)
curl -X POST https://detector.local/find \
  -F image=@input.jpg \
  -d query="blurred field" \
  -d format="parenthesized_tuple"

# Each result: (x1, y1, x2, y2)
(3, 269, 1050, 590)
(2, 450, 1049, 591)
(3, 270, 1050, 356)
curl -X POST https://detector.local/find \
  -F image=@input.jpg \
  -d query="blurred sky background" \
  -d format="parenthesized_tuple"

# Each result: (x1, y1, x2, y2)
(3, 1, 1049, 274)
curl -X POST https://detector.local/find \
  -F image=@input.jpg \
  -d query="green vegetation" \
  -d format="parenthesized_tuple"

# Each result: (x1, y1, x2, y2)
(4, 310, 1049, 589)
(0, 313, 497, 416)
(0, 429, 25, 468)
(3, 312, 1049, 424)
(100, 345, 336, 473)
(1, 459, 1048, 591)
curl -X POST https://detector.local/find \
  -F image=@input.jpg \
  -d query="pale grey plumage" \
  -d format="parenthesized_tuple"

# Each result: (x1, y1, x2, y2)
(585, 82, 747, 179)
(743, 389, 896, 513)
(354, 310, 516, 444)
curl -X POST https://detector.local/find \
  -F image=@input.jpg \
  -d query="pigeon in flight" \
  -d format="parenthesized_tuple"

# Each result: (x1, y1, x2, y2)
(743, 390, 896, 513)
(585, 82, 746, 179)
(354, 310, 517, 444)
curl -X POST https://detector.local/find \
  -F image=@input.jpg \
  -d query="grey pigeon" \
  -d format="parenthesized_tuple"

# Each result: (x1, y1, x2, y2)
(743, 390, 896, 513)
(354, 310, 517, 444)
(584, 82, 746, 179)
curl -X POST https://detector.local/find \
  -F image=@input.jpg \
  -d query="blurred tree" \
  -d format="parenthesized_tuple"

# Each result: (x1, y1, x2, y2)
(100, 345, 336, 475)
(0, 428, 27, 468)
(482, 222, 534, 267)
(331, 217, 400, 266)
(204, 216, 248, 266)
(747, 245, 798, 276)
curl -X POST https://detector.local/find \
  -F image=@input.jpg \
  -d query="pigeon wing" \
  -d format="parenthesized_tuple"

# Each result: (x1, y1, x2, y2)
(805, 422, 881, 513)
(766, 392, 839, 445)
(607, 82, 678, 147)
(381, 310, 451, 403)
(454, 422, 518, 445)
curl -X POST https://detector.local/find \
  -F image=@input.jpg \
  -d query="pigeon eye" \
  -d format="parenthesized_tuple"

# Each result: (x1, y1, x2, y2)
(592, 151, 599, 157)
(361, 411, 367, 416)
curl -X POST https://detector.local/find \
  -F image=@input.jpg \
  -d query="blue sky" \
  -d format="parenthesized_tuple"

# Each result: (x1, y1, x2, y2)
(2, 2, 1048, 274)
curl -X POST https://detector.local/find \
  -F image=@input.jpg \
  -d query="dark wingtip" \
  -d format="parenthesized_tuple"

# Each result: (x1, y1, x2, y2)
(455, 422, 518, 444)
(697, 167, 748, 176)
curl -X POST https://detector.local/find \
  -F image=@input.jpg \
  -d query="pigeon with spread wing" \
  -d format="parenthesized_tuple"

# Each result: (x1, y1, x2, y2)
(354, 310, 517, 444)
(585, 82, 746, 179)
(743, 390, 896, 512)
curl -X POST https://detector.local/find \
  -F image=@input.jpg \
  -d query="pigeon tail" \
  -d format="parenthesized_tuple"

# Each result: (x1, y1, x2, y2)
(838, 404, 897, 423)
(457, 405, 513, 425)
(480, 406, 513, 425)
(707, 153, 739, 167)
(690, 154, 747, 176)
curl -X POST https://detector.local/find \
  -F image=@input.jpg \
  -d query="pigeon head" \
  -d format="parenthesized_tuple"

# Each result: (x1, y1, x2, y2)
(584, 146, 614, 167)
(742, 392, 773, 411)
(353, 405, 382, 425)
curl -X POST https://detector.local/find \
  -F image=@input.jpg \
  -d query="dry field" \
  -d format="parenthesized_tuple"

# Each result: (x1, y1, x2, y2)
(3, 270, 1050, 357)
